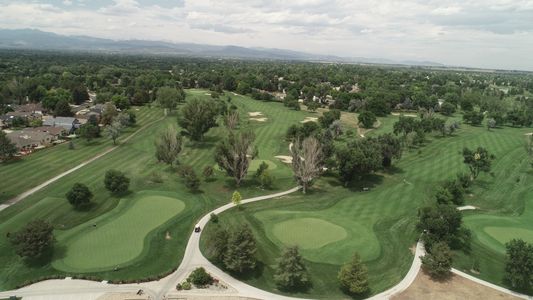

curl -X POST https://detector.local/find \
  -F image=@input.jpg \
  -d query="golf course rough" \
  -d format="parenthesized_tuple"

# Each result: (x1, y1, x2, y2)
(52, 191, 185, 272)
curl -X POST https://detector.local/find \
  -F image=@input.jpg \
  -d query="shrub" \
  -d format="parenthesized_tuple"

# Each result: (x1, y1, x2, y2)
(203, 165, 214, 181)
(104, 169, 130, 195)
(338, 253, 369, 295)
(181, 281, 191, 290)
(187, 267, 214, 287)
(421, 241, 453, 279)
(66, 183, 93, 208)
(210, 213, 219, 223)
(259, 170, 274, 189)
(179, 165, 200, 191)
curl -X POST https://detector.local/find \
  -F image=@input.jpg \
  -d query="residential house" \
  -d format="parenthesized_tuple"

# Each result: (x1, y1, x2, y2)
(16, 103, 45, 115)
(27, 126, 67, 141)
(42, 116, 80, 134)
(6, 130, 54, 153)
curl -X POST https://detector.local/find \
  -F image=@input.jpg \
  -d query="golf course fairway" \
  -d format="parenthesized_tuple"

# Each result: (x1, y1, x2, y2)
(53, 192, 185, 272)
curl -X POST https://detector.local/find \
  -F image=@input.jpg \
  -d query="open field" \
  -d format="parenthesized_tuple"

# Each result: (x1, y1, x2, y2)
(201, 118, 533, 298)
(0, 107, 161, 204)
(392, 271, 519, 300)
(0, 90, 312, 290)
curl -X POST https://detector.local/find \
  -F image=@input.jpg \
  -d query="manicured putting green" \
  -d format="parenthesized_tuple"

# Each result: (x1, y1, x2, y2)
(53, 194, 184, 271)
(272, 217, 347, 249)
(484, 227, 533, 245)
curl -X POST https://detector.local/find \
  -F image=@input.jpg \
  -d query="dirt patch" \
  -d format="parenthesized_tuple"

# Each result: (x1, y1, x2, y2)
(301, 116, 318, 123)
(249, 117, 268, 122)
(409, 244, 417, 255)
(275, 155, 293, 164)
(392, 271, 519, 300)
(248, 112, 263, 117)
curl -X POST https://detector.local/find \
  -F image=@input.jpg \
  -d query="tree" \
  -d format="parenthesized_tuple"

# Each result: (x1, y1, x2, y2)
(338, 253, 369, 295)
(417, 204, 465, 250)
(154, 127, 182, 167)
(504, 239, 533, 290)
(231, 191, 242, 206)
(487, 118, 496, 131)
(306, 101, 320, 112)
(157, 87, 184, 113)
(66, 183, 93, 209)
(440, 102, 456, 116)
(104, 169, 130, 195)
(462, 147, 495, 180)
(274, 246, 310, 290)
(224, 110, 239, 130)
(9, 219, 54, 259)
(206, 226, 230, 262)
(101, 102, 118, 125)
(224, 225, 257, 273)
(393, 116, 419, 137)
(463, 111, 484, 126)
(377, 133, 402, 167)
(203, 166, 214, 181)
(318, 109, 341, 128)
(111, 94, 130, 110)
(187, 267, 214, 287)
(104, 121, 122, 145)
(335, 139, 382, 186)
(358, 110, 377, 129)
(79, 122, 100, 142)
(180, 165, 201, 191)
(54, 99, 72, 117)
(421, 241, 453, 279)
(291, 137, 323, 193)
(178, 98, 218, 141)
(71, 85, 89, 105)
(0, 131, 17, 162)
(215, 130, 257, 186)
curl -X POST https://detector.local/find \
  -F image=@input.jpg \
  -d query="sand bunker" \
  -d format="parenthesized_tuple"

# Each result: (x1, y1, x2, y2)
(275, 155, 293, 164)
(301, 117, 318, 123)
(248, 112, 263, 117)
(250, 117, 268, 122)
(204, 93, 211, 96)
(392, 112, 417, 118)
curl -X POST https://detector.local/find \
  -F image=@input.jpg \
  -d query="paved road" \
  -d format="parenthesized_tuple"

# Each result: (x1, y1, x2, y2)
(0, 115, 164, 212)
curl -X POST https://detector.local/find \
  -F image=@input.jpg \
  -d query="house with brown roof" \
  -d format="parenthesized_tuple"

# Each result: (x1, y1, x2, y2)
(6, 130, 54, 153)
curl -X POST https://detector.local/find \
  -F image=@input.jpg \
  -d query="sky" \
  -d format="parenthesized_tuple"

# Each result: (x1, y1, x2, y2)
(0, 0, 532, 71)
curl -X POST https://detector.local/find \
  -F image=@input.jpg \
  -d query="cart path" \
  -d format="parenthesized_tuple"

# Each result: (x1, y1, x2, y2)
(0, 115, 165, 212)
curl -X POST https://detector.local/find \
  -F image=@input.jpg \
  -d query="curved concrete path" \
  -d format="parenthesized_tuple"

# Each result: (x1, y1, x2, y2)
(0, 115, 165, 212)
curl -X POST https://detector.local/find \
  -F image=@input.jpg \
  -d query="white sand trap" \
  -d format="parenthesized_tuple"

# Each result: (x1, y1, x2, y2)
(392, 112, 417, 118)
(204, 93, 211, 96)
(301, 117, 318, 123)
(275, 155, 293, 164)
(248, 112, 263, 117)
(232, 92, 238, 96)
(457, 205, 477, 211)
(250, 117, 268, 122)
(525, 132, 533, 136)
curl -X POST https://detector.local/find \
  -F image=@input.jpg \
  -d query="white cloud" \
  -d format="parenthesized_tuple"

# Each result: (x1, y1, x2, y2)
(0, 0, 532, 70)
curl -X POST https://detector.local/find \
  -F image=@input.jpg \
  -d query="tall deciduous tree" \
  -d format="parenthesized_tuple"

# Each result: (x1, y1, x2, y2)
(54, 99, 72, 117)
(358, 110, 377, 129)
(421, 241, 453, 279)
(154, 127, 182, 167)
(9, 219, 54, 259)
(157, 87, 184, 113)
(338, 253, 369, 295)
(215, 130, 257, 186)
(104, 169, 130, 195)
(274, 246, 310, 290)
(224, 110, 240, 130)
(178, 98, 218, 141)
(0, 131, 17, 162)
(376, 133, 402, 167)
(66, 183, 93, 209)
(462, 147, 495, 180)
(104, 121, 122, 145)
(504, 239, 533, 290)
(291, 137, 322, 194)
(335, 139, 382, 186)
(224, 225, 257, 273)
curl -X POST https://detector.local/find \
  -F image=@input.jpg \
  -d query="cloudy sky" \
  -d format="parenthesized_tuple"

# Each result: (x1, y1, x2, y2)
(1, 0, 532, 70)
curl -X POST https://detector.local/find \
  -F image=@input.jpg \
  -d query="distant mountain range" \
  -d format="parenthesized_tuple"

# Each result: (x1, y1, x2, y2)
(0, 28, 444, 67)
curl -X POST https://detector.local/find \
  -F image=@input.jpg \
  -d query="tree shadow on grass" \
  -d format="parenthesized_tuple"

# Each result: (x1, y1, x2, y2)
(229, 261, 265, 281)
(345, 174, 384, 193)
(24, 246, 56, 268)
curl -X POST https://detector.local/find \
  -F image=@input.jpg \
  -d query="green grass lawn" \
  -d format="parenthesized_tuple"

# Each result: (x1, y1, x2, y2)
(201, 119, 533, 299)
(0, 107, 160, 203)
(53, 191, 185, 272)
(0, 90, 311, 290)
